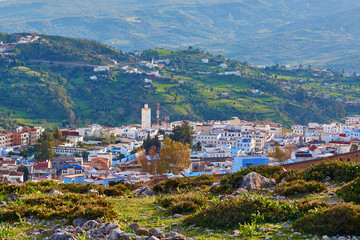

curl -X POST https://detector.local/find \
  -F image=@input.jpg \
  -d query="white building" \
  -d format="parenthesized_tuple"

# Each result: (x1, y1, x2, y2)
(236, 137, 256, 153)
(141, 104, 151, 129)
(346, 115, 360, 125)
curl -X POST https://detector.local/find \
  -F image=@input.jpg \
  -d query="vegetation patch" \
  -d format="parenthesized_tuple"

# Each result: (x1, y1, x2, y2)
(336, 177, 360, 204)
(184, 194, 328, 230)
(293, 203, 360, 236)
(156, 192, 208, 214)
(275, 180, 327, 196)
(153, 175, 215, 194)
(304, 161, 360, 182)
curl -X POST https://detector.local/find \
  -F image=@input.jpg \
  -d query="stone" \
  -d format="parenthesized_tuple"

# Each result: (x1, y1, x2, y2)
(173, 214, 182, 219)
(219, 195, 236, 200)
(164, 231, 187, 240)
(109, 228, 125, 240)
(233, 187, 248, 195)
(129, 222, 140, 232)
(136, 237, 150, 240)
(105, 223, 119, 234)
(322, 236, 331, 240)
(239, 172, 277, 190)
(293, 232, 302, 236)
(48, 189, 63, 197)
(149, 228, 164, 238)
(87, 189, 99, 195)
(49, 231, 74, 240)
(44, 224, 62, 235)
(324, 176, 331, 181)
(74, 226, 83, 235)
(274, 195, 286, 201)
(73, 218, 88, 228)
(148, 237, 160, 240)
(136, 228, 150, 236)
(82, 220, 98, 229)
(133, 186, 156, 197)
(0, 201, 6, 207)
(7, 192, 20, 201)
(210, 182, 220, 188)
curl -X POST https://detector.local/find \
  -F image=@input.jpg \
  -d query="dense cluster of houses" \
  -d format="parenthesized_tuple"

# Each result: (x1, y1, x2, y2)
(0, 107, 360, 185)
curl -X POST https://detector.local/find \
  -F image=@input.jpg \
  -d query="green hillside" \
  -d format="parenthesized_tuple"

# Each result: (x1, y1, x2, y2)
(0, 33, 359, 129)
(1, 0, 360, 71)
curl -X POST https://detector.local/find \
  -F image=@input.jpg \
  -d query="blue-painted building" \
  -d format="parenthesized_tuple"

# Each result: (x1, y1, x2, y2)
(62, 174, 85, 184)
(232, 155, 269, 172)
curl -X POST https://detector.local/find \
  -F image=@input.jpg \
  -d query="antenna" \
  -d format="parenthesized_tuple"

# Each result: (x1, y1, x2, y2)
(43, 19, 46, 35)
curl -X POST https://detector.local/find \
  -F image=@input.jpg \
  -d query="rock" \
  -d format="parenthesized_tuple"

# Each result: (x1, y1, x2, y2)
(148, 237, 160, 240)
(233, 188, 248, 195)
(210, 182, 220, 188)
(49, 231, 74, 240)
(293, 232, 302, 236)
(133, 186, 156, 197)
(239, 172, 277, 190)
(220, 195, 236, 200)
(105, 223, 119, 234)
(164, 231, 187, 240)
(322, 236, 331, 240)
(74, 226, 83, 235)
(109, 228, 125, 240)
(155, 206, 165, 211)
(324, 176, 331, 181)
(82, 220, 98, 229)
(274, 195, 286, 201)
(129, 222, 140, 232)
(72, 218, 88, 228)
(0, 201, 6, 207)
(87, 189, 99, 195)
(172, 222, 182, 227)
(44, 224, 62, 235)
(136, 237, 150, 240)
(136, 228, 150, 236)
(173, 214, 182, 219)
(48, 189, 63, 197)
(7, 192, 20, 201)
(149, 228, 164, 238)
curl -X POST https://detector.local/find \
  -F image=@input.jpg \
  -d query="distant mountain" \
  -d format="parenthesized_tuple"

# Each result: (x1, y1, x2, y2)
(1, 33, 360, 129)
(1, 0, 360, 71)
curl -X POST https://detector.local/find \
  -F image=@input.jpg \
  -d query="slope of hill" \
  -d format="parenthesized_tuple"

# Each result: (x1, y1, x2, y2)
(1, 0, 360, 71)
(0, 33, 359, 129)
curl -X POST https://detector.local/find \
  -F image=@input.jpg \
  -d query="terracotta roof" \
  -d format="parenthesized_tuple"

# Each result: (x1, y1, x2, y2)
(309, 145, 318, 151)
(91, 158, 108, 166)
(34, 162, 50, 169)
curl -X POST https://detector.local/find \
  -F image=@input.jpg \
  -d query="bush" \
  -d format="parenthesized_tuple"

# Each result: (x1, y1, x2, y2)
(184, 194, 327, 230)
(153, 175, 216, 194)
(293, 203, 360, 236)
(275, 180, 327, 196)
(0, 193, 117, 223)
(304, 161, 360, 182)
(157, 192, 208, 214)
(336, 177, 360, 204)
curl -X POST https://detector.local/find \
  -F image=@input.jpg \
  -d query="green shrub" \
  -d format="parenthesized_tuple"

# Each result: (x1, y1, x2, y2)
(304, 161, 360, 182)
(157, 192, 208, 214)
(293, 203, 360, 236)
(184, 194, 327, 230)
(153, 175, 216, 194)
(0, 193, 117, 223)
(275, 180, 327, 196)
(336, 177, 360, 204)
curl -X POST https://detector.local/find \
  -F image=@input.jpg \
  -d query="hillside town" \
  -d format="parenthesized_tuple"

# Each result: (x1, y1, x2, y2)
(0, 103, 360, 186)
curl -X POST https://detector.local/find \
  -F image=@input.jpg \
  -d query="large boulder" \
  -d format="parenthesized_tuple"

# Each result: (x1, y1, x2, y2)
(48, 189, 63, 197)
(109, 228, 125, 240)
(87, 189, 99, 195)
(239, 172, 276, 190)
(72, 218, 88, 228)
(133, 186, 156, 196)
(49, 230, 74, 240)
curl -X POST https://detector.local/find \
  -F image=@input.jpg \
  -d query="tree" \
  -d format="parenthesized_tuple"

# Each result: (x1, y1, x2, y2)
(34, 131, 54, 162)
(193, 141, 202, 151)
(137, 149, 149, 173)
(157, 137, 191, 174)
(350, 144, 359, 152)
(69, 111, 76, 126)
(143, 132, 161, 154)
(17, 165, 30, 182)
(53, 126, 62, 140)
(169, 121, 195, 146)
(283, 145, 297, 160)
(268, 146, 286, 162)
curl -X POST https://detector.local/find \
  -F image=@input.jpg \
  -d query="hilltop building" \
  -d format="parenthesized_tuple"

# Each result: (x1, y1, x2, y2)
(141, 104, 151, 129)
